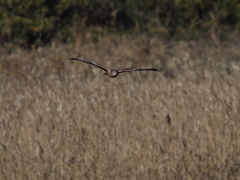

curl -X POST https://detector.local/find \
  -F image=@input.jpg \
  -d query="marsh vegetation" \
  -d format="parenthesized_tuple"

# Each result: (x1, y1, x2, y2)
(0, 35, 240, 179)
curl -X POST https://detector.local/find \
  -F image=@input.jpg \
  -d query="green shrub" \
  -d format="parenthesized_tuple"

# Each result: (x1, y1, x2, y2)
(0, 0, 239, 47)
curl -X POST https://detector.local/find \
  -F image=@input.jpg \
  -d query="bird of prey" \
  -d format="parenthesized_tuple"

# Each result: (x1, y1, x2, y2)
(69, 57, 164, 78)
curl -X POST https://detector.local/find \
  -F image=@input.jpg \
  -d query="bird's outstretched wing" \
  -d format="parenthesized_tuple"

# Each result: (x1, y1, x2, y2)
(69, 58, 108, 72)
(118, 65, 165, 73)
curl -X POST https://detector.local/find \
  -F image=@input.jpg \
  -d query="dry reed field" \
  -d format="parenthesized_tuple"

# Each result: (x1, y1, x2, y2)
(0, 35, 240, 180)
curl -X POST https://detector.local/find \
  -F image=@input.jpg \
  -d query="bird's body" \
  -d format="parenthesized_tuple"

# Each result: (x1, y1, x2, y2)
(105, 69, 119, 78)
(69, 58, 164, 78)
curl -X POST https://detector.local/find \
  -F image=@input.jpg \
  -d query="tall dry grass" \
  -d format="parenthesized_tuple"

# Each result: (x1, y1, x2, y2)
(0, 35, 240, 179)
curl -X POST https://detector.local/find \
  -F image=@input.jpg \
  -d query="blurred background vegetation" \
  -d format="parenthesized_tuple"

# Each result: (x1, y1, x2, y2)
(0, 0, 240, 47)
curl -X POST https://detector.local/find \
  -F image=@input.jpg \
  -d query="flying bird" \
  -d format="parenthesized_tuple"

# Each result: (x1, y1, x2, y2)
(69, 58, 165, 78)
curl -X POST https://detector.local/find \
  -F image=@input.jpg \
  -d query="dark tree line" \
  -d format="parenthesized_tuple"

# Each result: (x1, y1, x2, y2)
(0, 0, 239, 47)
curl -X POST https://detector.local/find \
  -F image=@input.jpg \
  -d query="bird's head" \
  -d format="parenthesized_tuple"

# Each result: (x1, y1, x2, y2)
(104, 70, 119, 78)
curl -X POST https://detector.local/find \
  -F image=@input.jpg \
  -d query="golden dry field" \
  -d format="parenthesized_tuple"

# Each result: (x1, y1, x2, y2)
(0, 35, 240, 179)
